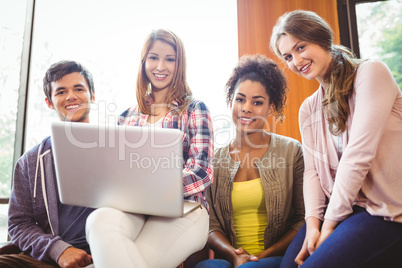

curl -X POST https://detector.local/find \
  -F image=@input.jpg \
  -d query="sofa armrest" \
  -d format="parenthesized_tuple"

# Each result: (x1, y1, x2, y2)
(0, 242, 22, 255)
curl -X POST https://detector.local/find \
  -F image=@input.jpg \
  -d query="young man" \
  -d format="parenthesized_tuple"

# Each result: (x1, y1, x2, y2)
(1, 61, 96, 268)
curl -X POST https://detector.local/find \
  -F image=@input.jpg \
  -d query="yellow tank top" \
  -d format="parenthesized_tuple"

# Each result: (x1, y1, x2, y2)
(232, 178, 267, 255)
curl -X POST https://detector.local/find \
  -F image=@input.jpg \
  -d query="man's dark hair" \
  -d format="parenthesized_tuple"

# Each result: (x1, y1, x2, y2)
(43, 61, 95, 103)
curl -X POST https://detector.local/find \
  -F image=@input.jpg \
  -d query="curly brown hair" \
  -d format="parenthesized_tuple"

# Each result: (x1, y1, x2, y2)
(225, 54, 288, 122)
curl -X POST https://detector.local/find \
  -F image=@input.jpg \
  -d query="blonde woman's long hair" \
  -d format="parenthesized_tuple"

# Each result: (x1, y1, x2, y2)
(136, 29, 192, 116)
(271, 10, 361, 135)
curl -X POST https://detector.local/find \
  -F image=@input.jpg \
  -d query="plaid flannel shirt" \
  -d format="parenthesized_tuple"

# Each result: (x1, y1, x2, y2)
(118, 99, 214, 210)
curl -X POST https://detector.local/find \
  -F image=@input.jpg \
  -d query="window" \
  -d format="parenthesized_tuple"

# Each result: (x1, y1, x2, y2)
(25, 0, 238, 149)
(337, 0, 402, 89)
(1, 0, 238, 242)
(0, 0, 28, 240)
(355, 0, 402, 89)
(338, 0, 401, 77)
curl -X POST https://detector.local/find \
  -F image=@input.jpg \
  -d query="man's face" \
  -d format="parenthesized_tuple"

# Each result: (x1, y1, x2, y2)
(45, 72, 95, 123)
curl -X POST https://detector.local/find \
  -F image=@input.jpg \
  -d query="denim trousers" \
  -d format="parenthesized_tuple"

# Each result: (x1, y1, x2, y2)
(280, 206, 402, 268)
(195, 256, 283, 268)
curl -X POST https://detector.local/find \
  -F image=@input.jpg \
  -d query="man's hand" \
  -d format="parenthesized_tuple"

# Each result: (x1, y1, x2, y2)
(57, 247, 92, 268)
(233, 247, 258, 268)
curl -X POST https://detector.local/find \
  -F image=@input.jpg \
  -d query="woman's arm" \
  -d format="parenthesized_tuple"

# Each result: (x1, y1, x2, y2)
(326, 61, 399, 221)
(295, 216, 322, 265)
(208, 231, 238, 261)
(296, 100, 328, 264)
(208, 231, 257, 267)
(182, 101, 214, 202)
(256, 229, 298, 259)
(298, 99, 327, 221)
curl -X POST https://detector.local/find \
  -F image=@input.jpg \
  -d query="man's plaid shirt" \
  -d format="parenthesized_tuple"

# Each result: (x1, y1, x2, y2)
(118, 99, 214, 210)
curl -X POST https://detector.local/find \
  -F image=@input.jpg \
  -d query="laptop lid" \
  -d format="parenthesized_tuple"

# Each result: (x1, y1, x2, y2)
(51, 121, 199, 217)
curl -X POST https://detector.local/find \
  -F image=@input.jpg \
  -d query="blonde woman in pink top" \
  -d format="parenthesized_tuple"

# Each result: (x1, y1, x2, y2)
(270, 10, 402, 268)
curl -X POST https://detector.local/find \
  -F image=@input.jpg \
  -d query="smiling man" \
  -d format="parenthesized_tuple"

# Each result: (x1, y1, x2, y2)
(44, 62, 95, 123)
(1, 61, 95, 268)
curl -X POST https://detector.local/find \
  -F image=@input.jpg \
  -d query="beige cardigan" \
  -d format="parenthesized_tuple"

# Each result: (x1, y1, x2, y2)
(207, 133, 305, 252)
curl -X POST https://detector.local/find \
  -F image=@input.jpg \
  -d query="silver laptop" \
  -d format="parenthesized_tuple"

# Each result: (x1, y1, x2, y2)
(51, 121, 201, 217)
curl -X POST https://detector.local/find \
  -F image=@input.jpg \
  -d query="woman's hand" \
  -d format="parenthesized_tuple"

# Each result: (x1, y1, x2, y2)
(208, 231, 258, 267)
(316, 219, 339, 249)
(295, 227, 320, 266)
(233, 247, 258, 268)
(295, 217, 322, 266)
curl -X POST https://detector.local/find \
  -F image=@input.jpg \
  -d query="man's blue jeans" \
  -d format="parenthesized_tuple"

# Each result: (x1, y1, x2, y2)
(280, 206, 402, 268)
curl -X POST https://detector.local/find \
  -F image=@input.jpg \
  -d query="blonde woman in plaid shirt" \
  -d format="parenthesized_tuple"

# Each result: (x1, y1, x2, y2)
(85, 29, 214, 268)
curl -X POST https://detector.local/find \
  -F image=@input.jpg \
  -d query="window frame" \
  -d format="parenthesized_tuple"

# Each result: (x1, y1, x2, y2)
(337, 0, 389, 57)
(0, 0, 35, 205)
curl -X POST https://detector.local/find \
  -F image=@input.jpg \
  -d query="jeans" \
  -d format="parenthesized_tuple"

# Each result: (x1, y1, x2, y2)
(280, 206, 402, 268)
(195, 256, 283, 268)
